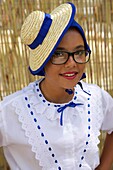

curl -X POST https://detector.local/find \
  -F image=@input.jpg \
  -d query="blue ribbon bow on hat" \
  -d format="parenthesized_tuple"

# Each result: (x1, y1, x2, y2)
(57, 101, 83, 126)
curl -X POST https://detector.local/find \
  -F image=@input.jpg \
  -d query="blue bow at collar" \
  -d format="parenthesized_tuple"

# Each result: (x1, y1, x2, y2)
(57, 101, 83, 126)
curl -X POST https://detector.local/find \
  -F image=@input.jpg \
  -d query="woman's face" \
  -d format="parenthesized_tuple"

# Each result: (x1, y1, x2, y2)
(44, 28, 86, 90)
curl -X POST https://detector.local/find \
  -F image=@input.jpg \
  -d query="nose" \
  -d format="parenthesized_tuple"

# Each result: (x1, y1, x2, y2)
(65, 56, 77, 68)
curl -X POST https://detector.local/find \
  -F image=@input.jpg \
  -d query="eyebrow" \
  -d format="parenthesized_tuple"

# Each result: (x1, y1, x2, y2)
(56, 45, 85, 51)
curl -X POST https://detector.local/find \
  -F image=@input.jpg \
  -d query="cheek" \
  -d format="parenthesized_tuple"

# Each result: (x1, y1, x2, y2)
(44, 62, 59, 77)
(78, 64, 86, 72)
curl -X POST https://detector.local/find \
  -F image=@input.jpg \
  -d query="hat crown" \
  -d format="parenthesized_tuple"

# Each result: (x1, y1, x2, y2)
(21, 11, 44, 45)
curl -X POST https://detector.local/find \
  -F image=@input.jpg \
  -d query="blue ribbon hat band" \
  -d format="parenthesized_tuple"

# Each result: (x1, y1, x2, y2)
(28, 14, 52, 49)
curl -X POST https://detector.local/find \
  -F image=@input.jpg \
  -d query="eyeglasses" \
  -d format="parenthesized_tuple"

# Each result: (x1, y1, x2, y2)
(50, 50, 91, 65)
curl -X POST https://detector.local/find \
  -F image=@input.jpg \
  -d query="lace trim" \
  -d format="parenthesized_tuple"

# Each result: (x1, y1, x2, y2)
(12, 95, 62, 170)
(84, 85, 103, 169)
(33, 80, 84, 122)
(12, 81, 104, 169)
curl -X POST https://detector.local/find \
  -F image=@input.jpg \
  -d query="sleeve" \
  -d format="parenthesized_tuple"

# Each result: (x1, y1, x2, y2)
(100, 89, 113, 134)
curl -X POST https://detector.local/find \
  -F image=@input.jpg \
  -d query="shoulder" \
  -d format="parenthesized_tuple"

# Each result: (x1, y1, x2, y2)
(81, 80, 107, 94)
(81, 81, 101, 90)
(0, 80, 38, 108)
(81, 81, 113, 105)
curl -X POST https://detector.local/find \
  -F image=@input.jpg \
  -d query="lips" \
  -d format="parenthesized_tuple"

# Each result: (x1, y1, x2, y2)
(60, 71, 78, 80)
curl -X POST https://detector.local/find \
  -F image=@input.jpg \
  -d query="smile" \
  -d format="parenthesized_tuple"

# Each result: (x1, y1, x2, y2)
(61, 72, 78, 80)
(64, 73, 75, 77)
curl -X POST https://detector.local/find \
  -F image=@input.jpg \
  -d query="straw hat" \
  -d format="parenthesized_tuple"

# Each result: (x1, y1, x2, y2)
(21, 2, 90, 76)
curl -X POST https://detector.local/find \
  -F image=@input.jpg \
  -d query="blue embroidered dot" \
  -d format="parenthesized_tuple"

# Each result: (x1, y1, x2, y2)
(52, 154, 55, 157)
(74, 96, 77, 100)
(55, 160, 58, 163)
(88, 126, 91, 129)
(79, 164, 82, 167)
(75, 92, 78, 94)
(81, 156, 84, 160)
(30, 111, 33, 115)
(43, 100, 46, 103)
(25, 97, 28, 100)
(39, 94, 42, 97)
(86, 141, 88, 145)
(48, 147, 52, 151)
(34, 118, 37, 122)
(87, 98, 90, 100)
(37, 125, 41, 129)
(45, 140, 48, 144)
(88, 104, 90, 107)
(88, 111, 90, 114)
(48, 103, 50, 106)
(84, 149, 86, 152)
(36, 83, 38, 86)
(88, 134, 90, 137)
(58, 167, 61, 170)
(41, 133, 44, 137)
(37, 89, 39, 92)
(27, 104, 30, 108)
(54, 105, 57, 107)
(88, 118, 91, 122)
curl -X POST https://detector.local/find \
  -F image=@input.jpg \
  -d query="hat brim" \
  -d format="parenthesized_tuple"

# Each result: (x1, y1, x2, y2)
(29, 3, 76, 76)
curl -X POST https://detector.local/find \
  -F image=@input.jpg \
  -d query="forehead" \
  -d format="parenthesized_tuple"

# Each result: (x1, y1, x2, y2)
(57, 28, 84, 50)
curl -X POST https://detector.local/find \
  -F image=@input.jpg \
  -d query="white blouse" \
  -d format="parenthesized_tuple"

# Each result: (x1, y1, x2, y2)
(0, 79, 113, 170)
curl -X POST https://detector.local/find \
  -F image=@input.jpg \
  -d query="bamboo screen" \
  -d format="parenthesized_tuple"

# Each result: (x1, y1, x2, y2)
(0, 0, 113, 169)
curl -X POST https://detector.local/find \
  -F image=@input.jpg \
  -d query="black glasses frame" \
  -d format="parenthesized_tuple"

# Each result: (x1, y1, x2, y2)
(50, 50, 91, 65)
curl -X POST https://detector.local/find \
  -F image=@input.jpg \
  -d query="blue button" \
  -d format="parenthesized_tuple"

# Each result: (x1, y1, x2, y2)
(30, 111, 33, 115)
(37, 125, 41, 129)
(88, 118, 91, 122)
(27, 104, 30, 108)
(41, 133, 44, 137)
(34, 118, 37, 122)
(43, 100, 46, 103)
(45, 140, 48, 144)
(84, 149, 86, 152)
(55, 160, 58, 163)
(74, 96, 77, 100)
(86, 141, 88, 145)
(48, 147, 52, 151)
(52, 154, 55, 157)
(81, 156, 84, 160)
(88, 134, 90, 137)
(88, 111, 90, 114)
(79, 164, 82, 167)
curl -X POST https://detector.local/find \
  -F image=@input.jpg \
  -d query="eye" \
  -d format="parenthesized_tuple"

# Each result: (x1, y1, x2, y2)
(75, 50, 85, 56)
(53, 51, 64, 57)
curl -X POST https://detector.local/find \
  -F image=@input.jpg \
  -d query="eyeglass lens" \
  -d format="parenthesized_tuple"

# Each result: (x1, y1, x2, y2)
(51, 50, 90, 64)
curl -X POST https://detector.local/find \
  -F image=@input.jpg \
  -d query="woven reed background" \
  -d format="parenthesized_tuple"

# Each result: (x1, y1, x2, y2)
(0, 0, 113, 169)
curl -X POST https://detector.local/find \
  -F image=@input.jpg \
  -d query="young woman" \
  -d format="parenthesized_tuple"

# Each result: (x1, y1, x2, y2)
(0, 2, 113, 170)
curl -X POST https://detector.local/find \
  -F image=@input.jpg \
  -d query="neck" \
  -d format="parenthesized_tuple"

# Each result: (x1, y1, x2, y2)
(40, 79, 74, 104)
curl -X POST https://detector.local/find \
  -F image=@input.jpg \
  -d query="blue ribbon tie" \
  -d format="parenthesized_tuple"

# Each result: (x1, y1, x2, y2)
(57, 101, 83, 126)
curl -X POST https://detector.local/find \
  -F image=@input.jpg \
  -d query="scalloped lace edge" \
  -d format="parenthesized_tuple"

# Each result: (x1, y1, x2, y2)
(12, 96, 59, 170)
